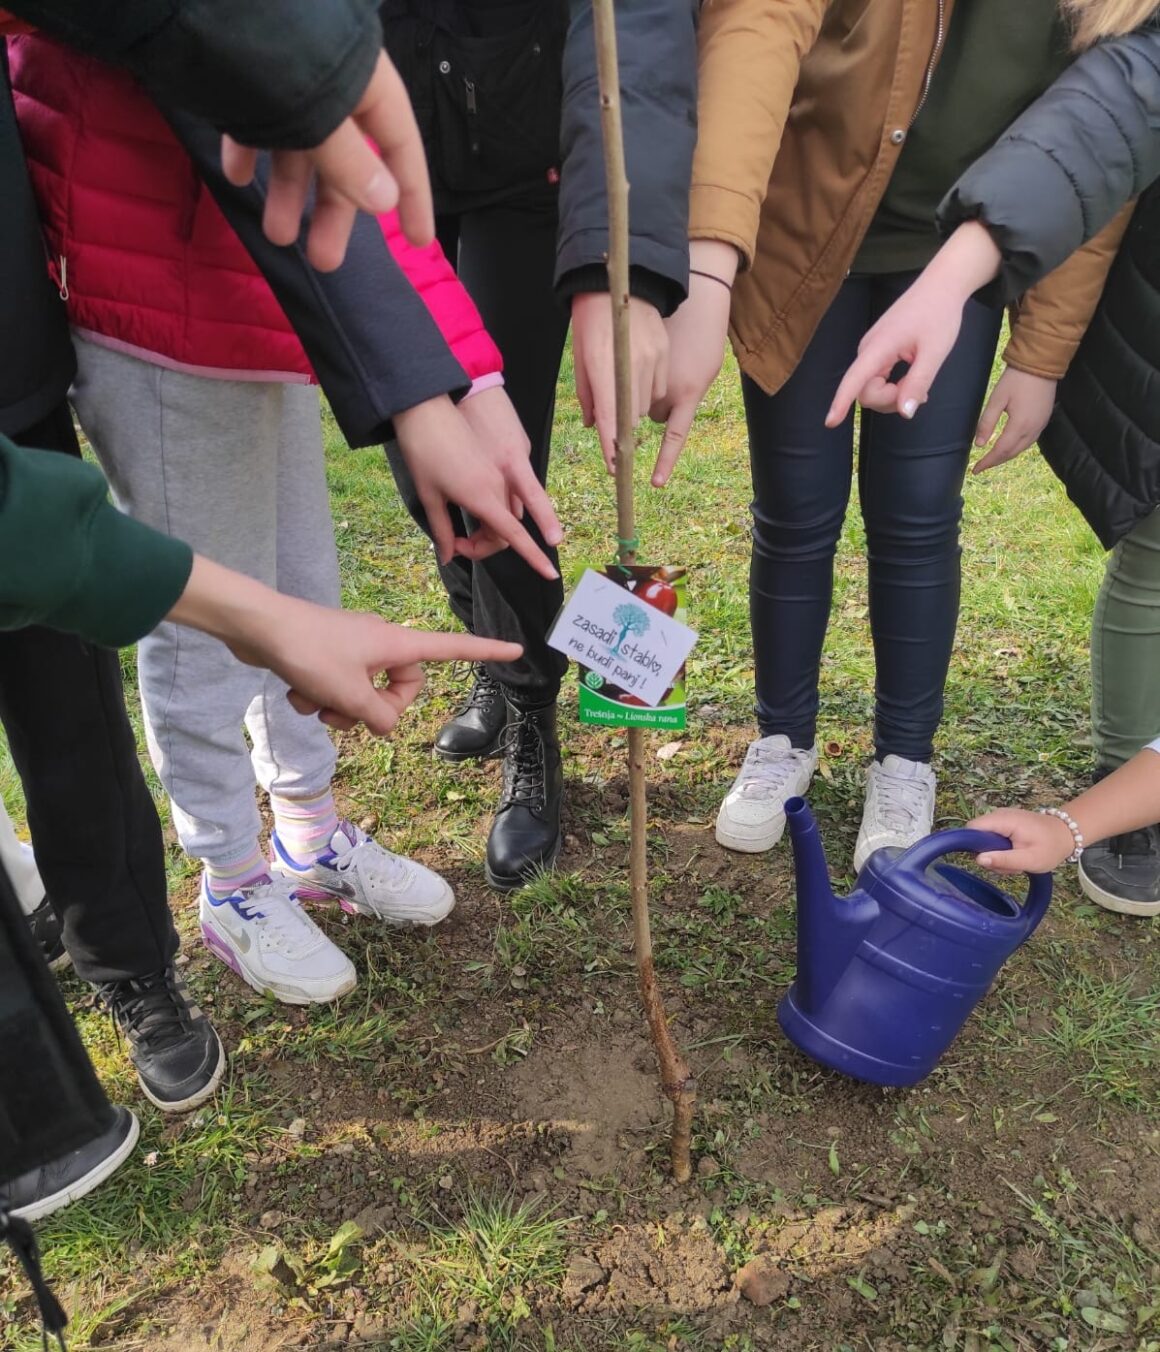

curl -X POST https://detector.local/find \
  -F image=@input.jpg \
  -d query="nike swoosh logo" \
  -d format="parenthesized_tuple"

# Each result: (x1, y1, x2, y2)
(309, 871, 356, 899)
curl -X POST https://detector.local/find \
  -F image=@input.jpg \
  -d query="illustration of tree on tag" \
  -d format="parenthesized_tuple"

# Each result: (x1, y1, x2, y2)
(611, 602, 650, 654)
(578, 565, 690, 730)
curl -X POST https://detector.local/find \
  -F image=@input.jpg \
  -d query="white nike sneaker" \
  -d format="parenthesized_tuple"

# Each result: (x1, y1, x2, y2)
(715, 735, 819, 853)
(199, 874, 357, 1006)
(853, 755, 937, 872)
(271, 822, 455, 928)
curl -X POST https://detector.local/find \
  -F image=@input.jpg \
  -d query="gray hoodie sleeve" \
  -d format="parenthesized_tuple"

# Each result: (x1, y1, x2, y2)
(938, 24, 1160, 303)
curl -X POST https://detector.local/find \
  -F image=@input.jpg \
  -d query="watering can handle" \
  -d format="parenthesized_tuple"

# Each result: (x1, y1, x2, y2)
(902, 829, 1053, 931)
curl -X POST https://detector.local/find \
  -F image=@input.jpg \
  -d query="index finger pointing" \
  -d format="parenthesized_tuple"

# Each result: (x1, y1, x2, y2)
(653, 407, 693, 487)
(395, 631, 524, 666)
(477, 505, 559, 580)
(827, 351, 883, 427)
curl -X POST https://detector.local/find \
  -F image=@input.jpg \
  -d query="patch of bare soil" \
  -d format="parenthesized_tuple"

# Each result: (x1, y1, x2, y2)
(504, 1035, 664, 1178)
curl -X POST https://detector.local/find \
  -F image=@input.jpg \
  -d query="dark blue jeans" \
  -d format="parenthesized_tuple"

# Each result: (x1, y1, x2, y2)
(743, 271, 1003, 763)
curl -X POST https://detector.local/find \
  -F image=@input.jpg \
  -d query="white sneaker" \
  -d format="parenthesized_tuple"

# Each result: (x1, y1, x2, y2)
(715, 735, 818, 853)
(271, 822, 455, 928)
(199, 874, 357, 1006)
(853, 755, 937, 872)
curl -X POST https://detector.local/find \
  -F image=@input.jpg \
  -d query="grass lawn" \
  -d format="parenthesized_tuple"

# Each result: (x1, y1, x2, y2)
(1, 349, 1157, 1351)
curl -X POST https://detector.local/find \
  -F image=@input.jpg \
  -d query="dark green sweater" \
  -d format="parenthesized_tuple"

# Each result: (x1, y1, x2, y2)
(854, 0, 1072, 275)
(0, 435, 193, 647)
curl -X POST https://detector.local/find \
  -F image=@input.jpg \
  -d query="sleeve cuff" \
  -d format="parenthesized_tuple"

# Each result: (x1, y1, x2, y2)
(49, 504, 194, 648)
(557, 264, 681, 317)
(462, 373, 506, 400)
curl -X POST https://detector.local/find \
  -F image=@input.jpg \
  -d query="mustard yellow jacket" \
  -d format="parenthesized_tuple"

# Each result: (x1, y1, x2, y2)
(691, 0, 1130, 393)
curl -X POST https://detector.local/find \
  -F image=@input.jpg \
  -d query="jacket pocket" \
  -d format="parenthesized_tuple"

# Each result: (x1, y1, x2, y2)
(415, 10, 566, 202)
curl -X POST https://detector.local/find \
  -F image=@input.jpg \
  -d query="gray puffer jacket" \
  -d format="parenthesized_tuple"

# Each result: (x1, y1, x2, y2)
(938, 23, 1160, 548)
(938, 22, 1160, 305)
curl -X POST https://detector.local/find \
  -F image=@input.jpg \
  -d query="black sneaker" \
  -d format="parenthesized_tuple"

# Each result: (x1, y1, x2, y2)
(27, 896, 71, 973)
(485, 701, 563, 892)
(1078, 824, 1160, 917)
(434, 663, 509, 762)
(98, 967, 226, 1112)
(6, 1106, 139, 1222)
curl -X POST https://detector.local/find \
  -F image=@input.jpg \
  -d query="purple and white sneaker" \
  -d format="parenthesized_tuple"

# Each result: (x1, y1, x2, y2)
(199, 874, 356, 1006)
(271, 822, 455, 928)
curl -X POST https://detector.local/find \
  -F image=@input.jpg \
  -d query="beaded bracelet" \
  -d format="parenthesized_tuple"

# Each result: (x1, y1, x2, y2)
(1038, 807, 1084, 863)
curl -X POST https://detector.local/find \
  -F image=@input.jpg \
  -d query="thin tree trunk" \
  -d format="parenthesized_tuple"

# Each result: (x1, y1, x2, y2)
(591, 0, 695, 1185)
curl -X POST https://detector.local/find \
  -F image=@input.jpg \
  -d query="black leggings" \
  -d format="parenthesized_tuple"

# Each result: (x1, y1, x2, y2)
(387, 192, 570, 701)
(744, 271, 1003, 763)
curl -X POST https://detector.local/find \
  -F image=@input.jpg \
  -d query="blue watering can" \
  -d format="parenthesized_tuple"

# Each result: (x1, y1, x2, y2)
(777, 797, 1052, 1087)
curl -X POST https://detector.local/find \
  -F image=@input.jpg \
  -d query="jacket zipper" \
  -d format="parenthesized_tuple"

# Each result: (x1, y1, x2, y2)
(909, 0, 946, 127)
(464, 78, 481, 157)
(47, 254, 69, 303)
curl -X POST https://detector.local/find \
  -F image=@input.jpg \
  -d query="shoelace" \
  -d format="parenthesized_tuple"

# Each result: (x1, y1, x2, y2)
(1108, 826, 1160, 861)
(0, 1204, 67, 1350)
(454, 662, 503, 714)
(871, 770, 930, 830)
(737, 745, 808, 799)
(235, 881, 321, 957)
(498, 714, 547, 810)
(333, 833, 411, 893)
(98, 969, 193, 1051)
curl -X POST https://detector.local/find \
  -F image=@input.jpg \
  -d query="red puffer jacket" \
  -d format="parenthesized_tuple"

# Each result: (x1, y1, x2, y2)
(9, 34, 502, 388)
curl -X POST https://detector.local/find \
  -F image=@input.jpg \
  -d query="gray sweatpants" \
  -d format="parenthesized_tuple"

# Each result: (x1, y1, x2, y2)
(71, 338, 340, 870)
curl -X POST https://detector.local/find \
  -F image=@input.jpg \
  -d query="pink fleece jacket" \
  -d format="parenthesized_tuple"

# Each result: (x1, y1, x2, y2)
(9, 34, 503, 390)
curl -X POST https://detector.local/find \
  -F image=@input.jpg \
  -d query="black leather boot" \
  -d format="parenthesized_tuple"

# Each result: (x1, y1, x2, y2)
(434, 664, 509, 762)
(485, 701, 563, 891)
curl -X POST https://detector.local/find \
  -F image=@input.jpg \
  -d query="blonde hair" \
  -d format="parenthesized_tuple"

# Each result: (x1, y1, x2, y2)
(1064, 0, 1160, 48)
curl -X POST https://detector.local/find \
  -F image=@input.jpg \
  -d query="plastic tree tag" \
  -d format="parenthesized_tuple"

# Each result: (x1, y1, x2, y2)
(547, 565, 696, 729)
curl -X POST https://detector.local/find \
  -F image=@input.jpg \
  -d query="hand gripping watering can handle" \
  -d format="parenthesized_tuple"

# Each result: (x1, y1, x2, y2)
(902, 829, 1053, 930)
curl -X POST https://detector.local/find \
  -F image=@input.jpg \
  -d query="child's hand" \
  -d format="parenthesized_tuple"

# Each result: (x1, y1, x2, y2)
(972, 369, 1057, 473)
(572, 294, 669, 476)
(968, 808, 1076, 874)
(170, 557, 523, 737)
(394, 394, 561, 580)
(827, 222, 1003, 426)
(459, 385, 562, 546)
(222, 52, 434, 271)
(650, 240, 739, 487)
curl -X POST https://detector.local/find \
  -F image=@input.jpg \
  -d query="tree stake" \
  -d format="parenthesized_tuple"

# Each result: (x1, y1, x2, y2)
(591, 0, 695, 1184)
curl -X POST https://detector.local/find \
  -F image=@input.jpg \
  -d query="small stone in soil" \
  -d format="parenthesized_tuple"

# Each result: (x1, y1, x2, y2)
(563, 1255, 606, 1299)
(737, 1256, 792, 1307)
(697, 1156, 720, 1177)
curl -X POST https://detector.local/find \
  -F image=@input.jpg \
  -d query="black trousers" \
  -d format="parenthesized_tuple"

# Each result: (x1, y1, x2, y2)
(0, 404, 178, 984)
(744, 271, 1003, 763)
(0, 858, 112, 1182)
(387, 193, 570, 701)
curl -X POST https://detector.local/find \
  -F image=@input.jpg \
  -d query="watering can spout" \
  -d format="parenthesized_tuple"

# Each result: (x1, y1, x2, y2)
(784, 797, 876, 1011)
(785, 797, 835, 916)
